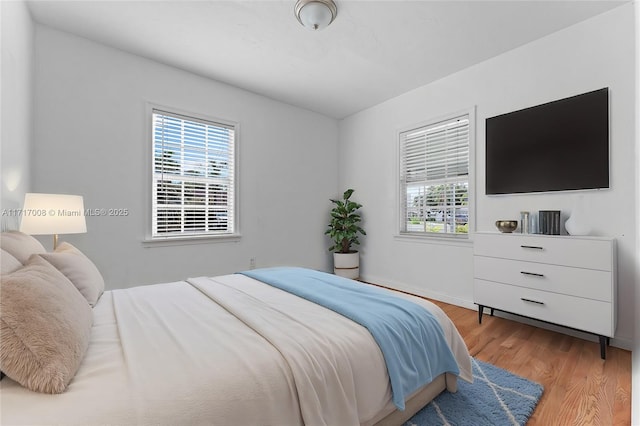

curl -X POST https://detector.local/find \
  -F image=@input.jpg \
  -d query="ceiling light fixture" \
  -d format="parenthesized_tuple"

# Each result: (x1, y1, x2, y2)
(295, 0, 337, 31)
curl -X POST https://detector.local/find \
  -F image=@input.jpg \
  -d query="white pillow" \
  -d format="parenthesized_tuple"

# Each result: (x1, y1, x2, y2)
(1, 249, 22, 275)
(0, 231, 46, 264)
(37, 242, 105, 306)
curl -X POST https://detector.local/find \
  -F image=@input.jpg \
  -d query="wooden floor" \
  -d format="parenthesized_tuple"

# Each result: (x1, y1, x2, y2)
(429, 300, 632, 426)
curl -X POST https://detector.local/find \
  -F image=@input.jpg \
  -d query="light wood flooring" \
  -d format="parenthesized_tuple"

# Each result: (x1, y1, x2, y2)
(429, 299, 632, 426)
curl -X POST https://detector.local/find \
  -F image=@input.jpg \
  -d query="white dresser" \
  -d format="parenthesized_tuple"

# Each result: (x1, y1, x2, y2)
(473, 232, 617, 359)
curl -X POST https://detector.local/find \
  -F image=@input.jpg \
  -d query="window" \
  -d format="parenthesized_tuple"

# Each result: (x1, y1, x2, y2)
(151, 109, 237, 239)
(399, 113, 470, 237)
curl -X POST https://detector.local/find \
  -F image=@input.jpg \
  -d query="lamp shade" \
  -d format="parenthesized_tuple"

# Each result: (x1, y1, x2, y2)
(295, 0, 337, 31)
(19, 193, 87, 235)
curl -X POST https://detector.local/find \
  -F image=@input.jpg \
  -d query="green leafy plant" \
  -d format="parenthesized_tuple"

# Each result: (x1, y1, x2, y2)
(325, 189, 366, 253)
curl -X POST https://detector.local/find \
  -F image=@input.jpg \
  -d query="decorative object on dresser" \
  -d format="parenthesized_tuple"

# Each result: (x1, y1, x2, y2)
(528, 212, 539, 234)
(519, 211, 530, 233)
(473, 232, 616, 359)
(564, 195, 591, 236)
(495, 220, 518, 233)
(538, 210, 560, 235)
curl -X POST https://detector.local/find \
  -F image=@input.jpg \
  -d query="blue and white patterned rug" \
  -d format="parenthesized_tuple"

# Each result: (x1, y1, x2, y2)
(405, 358, 544, 426)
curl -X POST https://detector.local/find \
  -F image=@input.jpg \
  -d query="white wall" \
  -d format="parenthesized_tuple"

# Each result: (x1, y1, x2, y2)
(1, 0, 33, 221)
(32, 25, 339, 288)
(339, 4, 636, 347)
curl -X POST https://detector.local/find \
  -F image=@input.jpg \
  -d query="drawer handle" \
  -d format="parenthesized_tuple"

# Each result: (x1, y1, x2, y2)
(520, 271, 545, 277)
(521, 297, 545, 305)
(521, 245, 544, 250)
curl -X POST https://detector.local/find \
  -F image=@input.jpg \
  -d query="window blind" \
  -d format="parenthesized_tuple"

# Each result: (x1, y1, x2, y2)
(400, 115, 469, 236)
(152, 110, 236, 238)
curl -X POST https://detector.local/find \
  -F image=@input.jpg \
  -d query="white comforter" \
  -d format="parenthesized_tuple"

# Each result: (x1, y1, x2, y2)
(0, 274, 472, 426)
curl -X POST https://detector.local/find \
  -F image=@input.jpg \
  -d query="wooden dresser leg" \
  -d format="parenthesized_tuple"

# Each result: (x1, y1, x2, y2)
(478, 305, 484, 324)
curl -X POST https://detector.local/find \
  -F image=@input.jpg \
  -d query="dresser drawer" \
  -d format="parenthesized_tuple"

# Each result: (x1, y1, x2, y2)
(474, 256, 612, 302)
(474, 279, 614, 336)
(474, 233, 614, 271)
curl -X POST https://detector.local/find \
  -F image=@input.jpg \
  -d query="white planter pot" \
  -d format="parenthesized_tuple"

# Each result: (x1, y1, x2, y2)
(333, 252, 359, 280)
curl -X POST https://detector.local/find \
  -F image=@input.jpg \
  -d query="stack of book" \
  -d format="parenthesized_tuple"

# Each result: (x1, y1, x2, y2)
(538, 210, 561, 235)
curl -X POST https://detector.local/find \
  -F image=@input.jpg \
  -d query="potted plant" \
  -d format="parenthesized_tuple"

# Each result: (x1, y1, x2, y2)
(325, 188, 366, 279)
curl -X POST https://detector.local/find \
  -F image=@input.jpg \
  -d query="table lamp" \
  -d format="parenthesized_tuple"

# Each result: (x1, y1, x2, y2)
(19, 193, 87, 249)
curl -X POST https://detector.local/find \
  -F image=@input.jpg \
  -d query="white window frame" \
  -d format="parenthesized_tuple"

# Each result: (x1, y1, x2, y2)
(145, 104, 240, 244)
(397, 108, 475, 240)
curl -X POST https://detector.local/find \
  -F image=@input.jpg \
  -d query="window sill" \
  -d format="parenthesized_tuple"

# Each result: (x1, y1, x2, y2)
(142, 233, 241, 248)
(394, 232, 472, 247)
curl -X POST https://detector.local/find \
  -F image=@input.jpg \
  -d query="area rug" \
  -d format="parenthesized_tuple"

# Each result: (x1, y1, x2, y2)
(405, 358, 543, 426)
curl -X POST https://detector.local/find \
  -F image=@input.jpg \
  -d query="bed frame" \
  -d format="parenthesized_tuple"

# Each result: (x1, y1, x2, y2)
(370, 372, 457, 426)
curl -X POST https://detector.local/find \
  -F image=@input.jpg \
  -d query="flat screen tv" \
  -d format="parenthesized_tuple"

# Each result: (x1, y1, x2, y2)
(485, 88, 609, 195)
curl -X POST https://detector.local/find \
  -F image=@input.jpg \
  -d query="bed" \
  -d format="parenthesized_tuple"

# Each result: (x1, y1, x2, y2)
(0, 231, 472, 426)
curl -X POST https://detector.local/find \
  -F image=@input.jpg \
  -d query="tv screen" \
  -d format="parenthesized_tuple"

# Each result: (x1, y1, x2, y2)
(485, 88, 609, 195)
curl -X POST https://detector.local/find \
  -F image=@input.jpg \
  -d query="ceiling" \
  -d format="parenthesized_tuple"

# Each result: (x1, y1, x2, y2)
(26, 1, 626, 119)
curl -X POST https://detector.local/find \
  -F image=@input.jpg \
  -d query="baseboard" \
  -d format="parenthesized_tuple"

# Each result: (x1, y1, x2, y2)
(359, 273, 633, 352)
(360, 273, 476, 311)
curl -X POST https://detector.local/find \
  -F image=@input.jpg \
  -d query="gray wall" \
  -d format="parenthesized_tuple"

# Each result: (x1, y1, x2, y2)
(32, 25, 339, 288)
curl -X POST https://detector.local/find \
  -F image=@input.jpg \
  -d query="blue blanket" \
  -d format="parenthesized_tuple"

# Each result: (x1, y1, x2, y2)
(239, 267, 460, 410)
